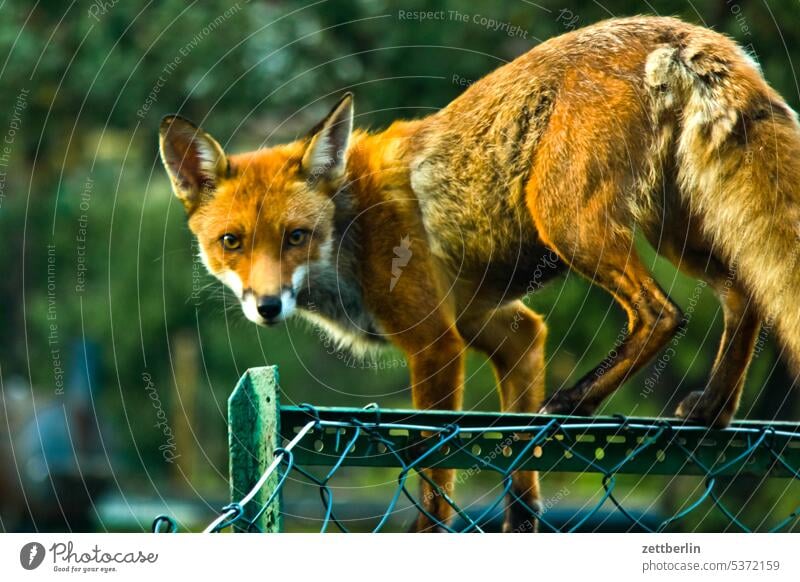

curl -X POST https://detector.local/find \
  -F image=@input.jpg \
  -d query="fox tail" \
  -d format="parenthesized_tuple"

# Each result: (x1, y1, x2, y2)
(647, 41, 800, 369)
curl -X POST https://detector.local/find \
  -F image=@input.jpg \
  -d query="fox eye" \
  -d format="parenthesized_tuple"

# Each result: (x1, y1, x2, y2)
(287, 229, 309, 247)
(220, 233, 241, 251)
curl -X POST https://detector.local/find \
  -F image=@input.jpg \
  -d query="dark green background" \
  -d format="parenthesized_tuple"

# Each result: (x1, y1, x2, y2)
(1, 0, 798, 532)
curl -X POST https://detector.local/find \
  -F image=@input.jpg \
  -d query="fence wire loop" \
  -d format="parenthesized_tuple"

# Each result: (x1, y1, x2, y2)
(299, 402, 322, 430)
(362, 401, 381, 424)
(151, 514, 177, 533)
(612, 413, 630, 430)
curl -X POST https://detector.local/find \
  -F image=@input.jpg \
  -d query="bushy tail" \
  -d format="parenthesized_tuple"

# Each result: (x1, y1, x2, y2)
(647, 38, 800, 369)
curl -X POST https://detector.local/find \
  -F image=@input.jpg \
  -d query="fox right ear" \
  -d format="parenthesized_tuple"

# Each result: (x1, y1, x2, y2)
(158, 115, 228, 213)
(301, 93, 354, 183)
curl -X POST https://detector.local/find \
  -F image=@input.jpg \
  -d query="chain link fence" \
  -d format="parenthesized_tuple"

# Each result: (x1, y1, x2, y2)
(153, 367, 800, 534)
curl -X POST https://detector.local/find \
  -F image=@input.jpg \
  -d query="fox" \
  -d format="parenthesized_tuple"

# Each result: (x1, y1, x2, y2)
(159, 16, 800, 532)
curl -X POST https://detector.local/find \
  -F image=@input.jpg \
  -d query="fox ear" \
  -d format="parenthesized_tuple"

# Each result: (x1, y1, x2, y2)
(159, 115, 228, 212)
(301, 93, 354, 182)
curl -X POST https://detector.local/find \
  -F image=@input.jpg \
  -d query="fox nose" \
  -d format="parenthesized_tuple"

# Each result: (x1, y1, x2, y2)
(256, 296, 282, 320)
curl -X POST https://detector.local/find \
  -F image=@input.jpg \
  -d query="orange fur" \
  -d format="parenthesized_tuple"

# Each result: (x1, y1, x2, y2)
(160, 16, 800, 531)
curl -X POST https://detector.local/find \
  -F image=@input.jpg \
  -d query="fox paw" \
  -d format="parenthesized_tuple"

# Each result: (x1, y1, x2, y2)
(539, 392, 597, 417)
(409, 515, 450, 533)
(675, 391, 732, 428)
(502, 499, 541, 533)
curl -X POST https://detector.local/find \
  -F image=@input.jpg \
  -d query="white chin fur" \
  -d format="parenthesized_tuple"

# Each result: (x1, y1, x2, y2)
(241, 293, 264, 325)
(280, 289, 297, 320)
(238, 288, 298, 326)
(216, 264, 308, 326)
(240, 292, 294, 326)
(218, 270, 244, 298)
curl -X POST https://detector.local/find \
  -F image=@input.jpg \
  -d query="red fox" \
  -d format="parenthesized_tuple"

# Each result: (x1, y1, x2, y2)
(159, 16, 800, 532)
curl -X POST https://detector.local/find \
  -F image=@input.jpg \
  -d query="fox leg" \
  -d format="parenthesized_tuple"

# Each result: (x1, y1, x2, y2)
(403, 328, 465, 531)
(655, 239, 762, 427)
(457, 301, 546, 532)
(365, 241, 465, 531)
(532, 185, 683, 416)
(675, 278, 761, 427)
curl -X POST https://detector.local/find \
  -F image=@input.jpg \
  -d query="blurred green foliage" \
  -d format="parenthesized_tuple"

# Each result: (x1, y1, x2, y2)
(1, 0, 799, 531)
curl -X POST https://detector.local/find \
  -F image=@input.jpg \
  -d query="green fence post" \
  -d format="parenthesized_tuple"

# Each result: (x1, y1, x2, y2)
(228, 366, 281, 532)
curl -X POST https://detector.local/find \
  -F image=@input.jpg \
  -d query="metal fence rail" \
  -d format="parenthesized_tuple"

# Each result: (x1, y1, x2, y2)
(153, 367, 800, 534)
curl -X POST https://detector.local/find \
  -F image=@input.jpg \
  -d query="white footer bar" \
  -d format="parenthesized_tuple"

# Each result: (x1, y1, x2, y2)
(1, 533, 797, 581)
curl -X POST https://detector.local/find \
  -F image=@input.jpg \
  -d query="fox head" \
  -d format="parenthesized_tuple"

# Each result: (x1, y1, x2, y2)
(158, 94, 354, 326)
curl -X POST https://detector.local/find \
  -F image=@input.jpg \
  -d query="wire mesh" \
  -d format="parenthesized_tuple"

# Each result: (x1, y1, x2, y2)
(153, 404, 800, 534)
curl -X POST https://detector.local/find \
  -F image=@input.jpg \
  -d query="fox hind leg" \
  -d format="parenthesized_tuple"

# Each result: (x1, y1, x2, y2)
(675, 273, 761, 427)
(531, 181, 683, 416)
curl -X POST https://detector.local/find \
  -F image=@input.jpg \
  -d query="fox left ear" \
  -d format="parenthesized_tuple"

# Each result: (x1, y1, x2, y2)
(301, 92, 354, 182)
(159, 115, 228, 213)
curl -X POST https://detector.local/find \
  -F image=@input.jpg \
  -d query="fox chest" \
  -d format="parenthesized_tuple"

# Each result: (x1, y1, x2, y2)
(295, 271, 388, 356)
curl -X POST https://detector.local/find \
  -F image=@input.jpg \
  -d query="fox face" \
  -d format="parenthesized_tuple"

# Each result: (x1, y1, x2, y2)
(159, 94, 354, 325)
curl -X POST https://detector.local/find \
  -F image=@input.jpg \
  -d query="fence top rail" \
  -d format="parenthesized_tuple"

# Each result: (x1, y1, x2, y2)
(281, 404, 800, 432)
(279, 404, 800, 479)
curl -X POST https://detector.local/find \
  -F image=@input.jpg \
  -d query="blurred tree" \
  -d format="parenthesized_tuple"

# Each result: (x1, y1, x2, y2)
(1, 0, 798, 530)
